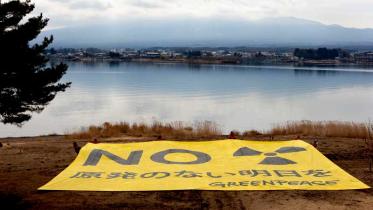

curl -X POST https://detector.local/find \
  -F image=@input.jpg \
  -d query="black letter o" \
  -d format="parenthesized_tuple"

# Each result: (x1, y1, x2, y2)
(151, 149, 211, 164)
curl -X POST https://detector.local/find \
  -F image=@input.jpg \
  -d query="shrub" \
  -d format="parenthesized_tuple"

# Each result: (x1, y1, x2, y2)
(242, 130, 262, 137)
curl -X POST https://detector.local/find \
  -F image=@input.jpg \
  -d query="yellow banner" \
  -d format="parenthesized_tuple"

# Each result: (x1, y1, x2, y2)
(39, 140, 369, 191)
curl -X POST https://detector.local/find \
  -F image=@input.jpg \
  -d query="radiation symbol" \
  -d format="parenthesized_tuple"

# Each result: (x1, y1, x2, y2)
(233, 147, 306, 165)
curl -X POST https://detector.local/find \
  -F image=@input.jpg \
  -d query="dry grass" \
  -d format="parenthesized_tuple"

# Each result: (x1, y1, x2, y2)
(67, 121, 222, 139)
(365, 122, 373, 171)
(68, 120, 373, 140)
(269, 120, 371, 139)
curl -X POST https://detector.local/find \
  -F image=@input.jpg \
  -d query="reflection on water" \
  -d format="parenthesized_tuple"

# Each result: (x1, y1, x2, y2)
(1, 62, 373, 137)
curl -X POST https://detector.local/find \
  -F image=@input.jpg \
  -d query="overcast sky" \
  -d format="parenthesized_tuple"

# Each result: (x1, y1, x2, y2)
(31, 0, 373, 30)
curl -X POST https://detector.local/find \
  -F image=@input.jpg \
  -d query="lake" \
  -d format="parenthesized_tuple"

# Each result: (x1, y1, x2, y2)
(1, 62, 373, 137)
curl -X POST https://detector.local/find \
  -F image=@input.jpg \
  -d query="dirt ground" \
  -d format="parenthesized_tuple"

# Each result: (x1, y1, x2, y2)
(0, 135, 372, 210)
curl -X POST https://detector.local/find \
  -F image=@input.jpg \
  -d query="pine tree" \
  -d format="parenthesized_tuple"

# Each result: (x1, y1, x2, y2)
(0, 0, 70, 125)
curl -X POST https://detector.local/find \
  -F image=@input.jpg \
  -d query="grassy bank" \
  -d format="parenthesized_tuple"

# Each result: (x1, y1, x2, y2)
(68, 121, 222, 140)
(67, 120, 373, 140)
(269, 120, 373, 139)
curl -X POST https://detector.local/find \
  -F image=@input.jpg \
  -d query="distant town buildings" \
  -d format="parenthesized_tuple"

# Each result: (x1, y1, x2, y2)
(354, 52, 373, 65)
(45, 47, 373, 66)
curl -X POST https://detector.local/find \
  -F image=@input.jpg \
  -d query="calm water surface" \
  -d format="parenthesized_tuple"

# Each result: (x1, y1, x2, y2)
(1, 62, 373, 137)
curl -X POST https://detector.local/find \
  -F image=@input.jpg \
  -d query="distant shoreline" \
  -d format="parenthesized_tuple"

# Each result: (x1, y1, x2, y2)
(46, 47, 373, 66)
(50, 57, 373, 68)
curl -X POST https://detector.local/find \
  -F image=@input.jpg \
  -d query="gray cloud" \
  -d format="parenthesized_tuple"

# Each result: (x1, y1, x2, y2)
(129, 0, 163, 9)
(50, 0, 111, 10)
(69, 1, 111, 10)
(35, 0, 373, 29)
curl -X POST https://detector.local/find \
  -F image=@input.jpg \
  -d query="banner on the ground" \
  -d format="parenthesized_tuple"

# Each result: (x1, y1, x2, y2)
(39, 140, 369, 191)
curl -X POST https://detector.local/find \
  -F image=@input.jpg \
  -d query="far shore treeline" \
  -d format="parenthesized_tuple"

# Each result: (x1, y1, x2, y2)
(294, 48, 347, 60)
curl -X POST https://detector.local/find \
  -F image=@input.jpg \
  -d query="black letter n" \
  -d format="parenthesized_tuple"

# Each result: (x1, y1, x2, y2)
(83, 149, 143, 166)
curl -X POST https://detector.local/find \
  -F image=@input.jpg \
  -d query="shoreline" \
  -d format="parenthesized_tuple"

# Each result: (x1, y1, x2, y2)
(49, 57, 373, 68)
(1, 120, 372, 209)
